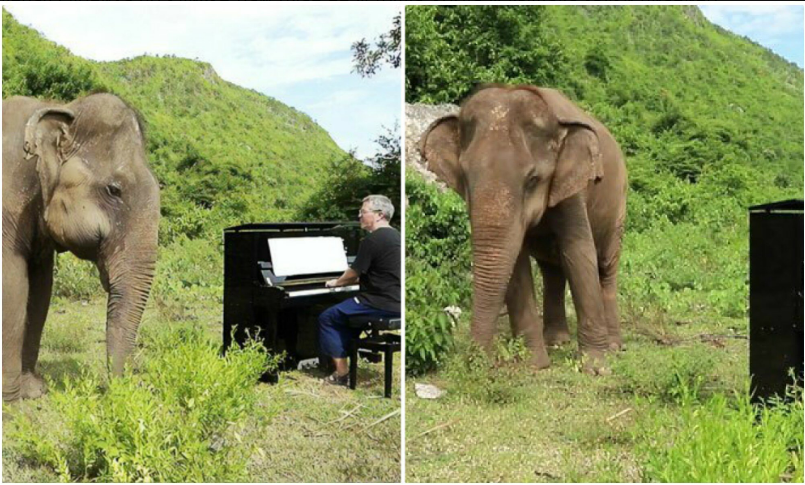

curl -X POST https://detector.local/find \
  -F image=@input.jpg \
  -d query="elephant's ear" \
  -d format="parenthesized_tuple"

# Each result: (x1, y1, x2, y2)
(535, 88, 604, 208)
(24, 107, 76, 206)
(418, 115, 465, 197)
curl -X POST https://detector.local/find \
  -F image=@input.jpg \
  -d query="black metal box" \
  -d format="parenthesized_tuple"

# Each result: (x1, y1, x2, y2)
(749, 200, 803, 403)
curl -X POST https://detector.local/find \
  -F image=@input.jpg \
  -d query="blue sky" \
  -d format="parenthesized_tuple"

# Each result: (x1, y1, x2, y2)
(2, 4, 801, 160)
(699, 4, 804, 67)
(2, 2, 401, 160)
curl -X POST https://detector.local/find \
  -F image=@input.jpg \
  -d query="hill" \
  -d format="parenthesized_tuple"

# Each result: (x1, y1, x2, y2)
(3, 8, 367, 303)
(404, 6, 803, 481)
(405, 4, 803, 368)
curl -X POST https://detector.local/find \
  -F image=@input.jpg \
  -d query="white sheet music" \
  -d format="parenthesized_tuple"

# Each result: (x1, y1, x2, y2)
(268, 237, 348, 277)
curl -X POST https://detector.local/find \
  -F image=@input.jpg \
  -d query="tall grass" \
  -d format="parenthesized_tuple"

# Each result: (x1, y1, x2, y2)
(640, 384, 804, 482)
(7, 325, 280, 482)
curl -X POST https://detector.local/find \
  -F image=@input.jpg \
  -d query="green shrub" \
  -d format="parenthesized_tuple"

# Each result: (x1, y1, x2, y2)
(405, 174, 472, 374)
(52, 255, 102, 301)
(7, 325, 280, 482)
(640, 385, 804, 482)
(442, 336, 531, 405)
(612, 344, 717, 403)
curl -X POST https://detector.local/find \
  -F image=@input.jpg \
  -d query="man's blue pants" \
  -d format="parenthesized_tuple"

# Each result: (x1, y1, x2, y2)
(319, 297, 400, 358)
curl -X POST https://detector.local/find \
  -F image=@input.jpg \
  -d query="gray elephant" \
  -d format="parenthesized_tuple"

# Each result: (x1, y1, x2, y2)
(419, 85, 627, 374)
(3, 93, 160, 401)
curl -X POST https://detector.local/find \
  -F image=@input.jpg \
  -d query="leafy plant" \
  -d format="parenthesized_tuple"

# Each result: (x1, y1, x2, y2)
(640, 385, 804, 482)
(7, 325, 280, 482)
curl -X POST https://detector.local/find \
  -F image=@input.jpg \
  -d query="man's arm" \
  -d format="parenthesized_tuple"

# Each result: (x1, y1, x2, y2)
(325, 267, 359, 288)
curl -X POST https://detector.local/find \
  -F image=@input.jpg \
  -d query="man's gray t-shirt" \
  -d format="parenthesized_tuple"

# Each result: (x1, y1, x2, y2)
(350, 226, 401, 313)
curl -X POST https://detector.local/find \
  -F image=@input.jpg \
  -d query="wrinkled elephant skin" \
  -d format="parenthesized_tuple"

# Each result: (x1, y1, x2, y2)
(3, 94, 160, 401)
(419, 85, 627, 375)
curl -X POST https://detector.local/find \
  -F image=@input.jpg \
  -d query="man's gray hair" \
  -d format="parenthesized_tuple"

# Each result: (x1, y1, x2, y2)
(363, 194, 395, 221)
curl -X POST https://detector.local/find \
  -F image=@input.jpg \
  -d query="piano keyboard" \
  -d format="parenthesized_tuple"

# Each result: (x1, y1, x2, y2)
(287, 284, 360, 298)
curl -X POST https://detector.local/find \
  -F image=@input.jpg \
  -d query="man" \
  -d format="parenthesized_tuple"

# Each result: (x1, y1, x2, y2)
(318, 194, 401, 386)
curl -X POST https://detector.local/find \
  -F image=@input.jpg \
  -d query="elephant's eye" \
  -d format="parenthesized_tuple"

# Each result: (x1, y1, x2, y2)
(526, 174, 540, 190)
(106, 183, 122, 198)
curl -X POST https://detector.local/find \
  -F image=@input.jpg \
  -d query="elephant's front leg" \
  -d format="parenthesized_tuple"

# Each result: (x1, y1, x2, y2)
(537, 260, 571, 347)
(551, 195, 610, 375)
(21, 251, 54, 399)
(3, 251, 29, 402)
(505, 247, 550, 369)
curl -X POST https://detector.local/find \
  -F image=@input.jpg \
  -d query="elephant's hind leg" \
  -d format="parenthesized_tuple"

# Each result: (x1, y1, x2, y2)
(3, 251, 29, 402)
(537, 260, 571, 347)
(599, 260, 623, 352)
(598, 220, 625, 352)
(505, 248, 550, 369)
(21, 251, 54, 399)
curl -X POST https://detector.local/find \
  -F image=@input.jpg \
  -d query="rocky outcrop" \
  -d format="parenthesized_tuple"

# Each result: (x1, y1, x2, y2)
(405, 103, 458, 190)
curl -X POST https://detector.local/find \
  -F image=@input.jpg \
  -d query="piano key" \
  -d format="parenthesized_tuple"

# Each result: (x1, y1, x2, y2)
(286, 285, 360, 298)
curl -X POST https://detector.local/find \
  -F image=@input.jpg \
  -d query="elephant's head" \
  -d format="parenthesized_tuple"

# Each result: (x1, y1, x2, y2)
(419, 85, 604, 347)
(24, 93, 160, 374)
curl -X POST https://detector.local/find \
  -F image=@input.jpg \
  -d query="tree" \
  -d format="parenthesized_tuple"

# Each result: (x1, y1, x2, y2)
(351, 13, 401, 77)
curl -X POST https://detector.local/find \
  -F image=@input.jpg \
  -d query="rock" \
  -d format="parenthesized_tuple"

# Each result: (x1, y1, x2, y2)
(405, 103, 459, 190)
(415, 382, 446, 399)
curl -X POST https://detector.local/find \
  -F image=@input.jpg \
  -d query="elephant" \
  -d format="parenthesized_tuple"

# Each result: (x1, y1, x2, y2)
(419, 84, 627, 374)
(2, 93, 160, 401)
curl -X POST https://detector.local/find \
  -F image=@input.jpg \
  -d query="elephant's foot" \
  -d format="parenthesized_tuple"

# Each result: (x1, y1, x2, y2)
(544, 327, 571, 347)
(20, 372, 48, 400)
(579, 348, 611, 376)
(608, 339, 625, 352)
(529, 346, 551, 370)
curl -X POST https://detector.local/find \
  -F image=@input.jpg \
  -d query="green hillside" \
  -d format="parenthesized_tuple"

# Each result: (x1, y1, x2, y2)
(406, 4, 804, 372)
(3, 8, 366, 303)
(405, 5, 803, 482)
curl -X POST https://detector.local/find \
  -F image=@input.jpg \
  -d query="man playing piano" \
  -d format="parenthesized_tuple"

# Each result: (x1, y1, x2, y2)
(319, 195, 401, 386)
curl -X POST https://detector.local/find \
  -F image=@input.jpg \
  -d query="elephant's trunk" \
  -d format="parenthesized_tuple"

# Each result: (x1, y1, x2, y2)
(468, 185, 524, 351)
(101, 211, 158, 376)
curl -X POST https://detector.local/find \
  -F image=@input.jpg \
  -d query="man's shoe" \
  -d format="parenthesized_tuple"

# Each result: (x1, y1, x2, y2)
(323, 372, 349, 387)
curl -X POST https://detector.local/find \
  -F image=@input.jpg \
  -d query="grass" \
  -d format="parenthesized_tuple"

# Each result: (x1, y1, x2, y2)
(405, 309, 802, 482)
(3, 297, 401, 483)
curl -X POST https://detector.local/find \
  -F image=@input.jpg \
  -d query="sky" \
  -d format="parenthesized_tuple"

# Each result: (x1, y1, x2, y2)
(2, 2, 401, 160)
(699, 4, 804, 68)
(2, 4, 802, 160)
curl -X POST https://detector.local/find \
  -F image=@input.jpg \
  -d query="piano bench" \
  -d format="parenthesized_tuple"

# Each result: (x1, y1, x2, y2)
(347, 317, 401, 398)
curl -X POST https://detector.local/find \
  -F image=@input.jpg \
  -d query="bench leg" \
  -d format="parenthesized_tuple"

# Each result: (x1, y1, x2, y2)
(349, 340, 358, 390)
(384, 347, 393, 398)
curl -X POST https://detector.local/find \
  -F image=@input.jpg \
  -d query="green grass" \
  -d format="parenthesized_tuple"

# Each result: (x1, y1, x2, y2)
(405, 311, 802, 482)
(3, 297, 401, 483)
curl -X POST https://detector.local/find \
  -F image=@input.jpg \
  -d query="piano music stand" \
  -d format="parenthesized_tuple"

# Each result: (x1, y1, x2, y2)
(347, 316, 401, 398)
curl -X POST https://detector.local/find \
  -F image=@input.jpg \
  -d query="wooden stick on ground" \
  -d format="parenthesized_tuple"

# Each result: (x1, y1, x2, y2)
(606, 408, 633, 423)
(362, 409, 401, 432)
(411, 419, 460, 440)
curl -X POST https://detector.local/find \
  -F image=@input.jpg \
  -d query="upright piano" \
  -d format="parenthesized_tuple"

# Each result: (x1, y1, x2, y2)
(223, 222, 362, 379)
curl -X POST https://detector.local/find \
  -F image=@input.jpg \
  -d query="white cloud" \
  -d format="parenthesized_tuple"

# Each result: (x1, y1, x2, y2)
(2, 1, 401, 157)
(699, 4, 804, 66)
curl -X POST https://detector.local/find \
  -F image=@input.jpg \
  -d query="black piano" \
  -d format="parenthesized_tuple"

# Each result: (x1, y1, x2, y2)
(223, 222, 362, 380)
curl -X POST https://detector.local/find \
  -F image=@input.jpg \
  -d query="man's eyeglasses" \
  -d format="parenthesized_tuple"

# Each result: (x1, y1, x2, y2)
(358, 209, 382, 217)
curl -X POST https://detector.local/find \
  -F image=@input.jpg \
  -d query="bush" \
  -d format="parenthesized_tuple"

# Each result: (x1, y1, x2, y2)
(640, 385, 804, 482)
(612, 344, 717, 403)
(7, 325, 280, 482)
(52, 255, 102, 301)
(405, 174, 472, 374)
(442, 336, 531, 405)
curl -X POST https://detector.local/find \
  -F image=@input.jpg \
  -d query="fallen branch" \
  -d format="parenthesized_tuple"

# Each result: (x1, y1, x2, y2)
(285, 390, 321, 398)
(689, 333, 747, 341)
(606, 408, 633, 423)
(411, 419, 460, 440)
(327, 404, 364, 426)
(362, 409, 401, 432)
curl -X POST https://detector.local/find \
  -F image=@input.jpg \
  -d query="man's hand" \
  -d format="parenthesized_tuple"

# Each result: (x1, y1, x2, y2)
(325, 279, 339, 288)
